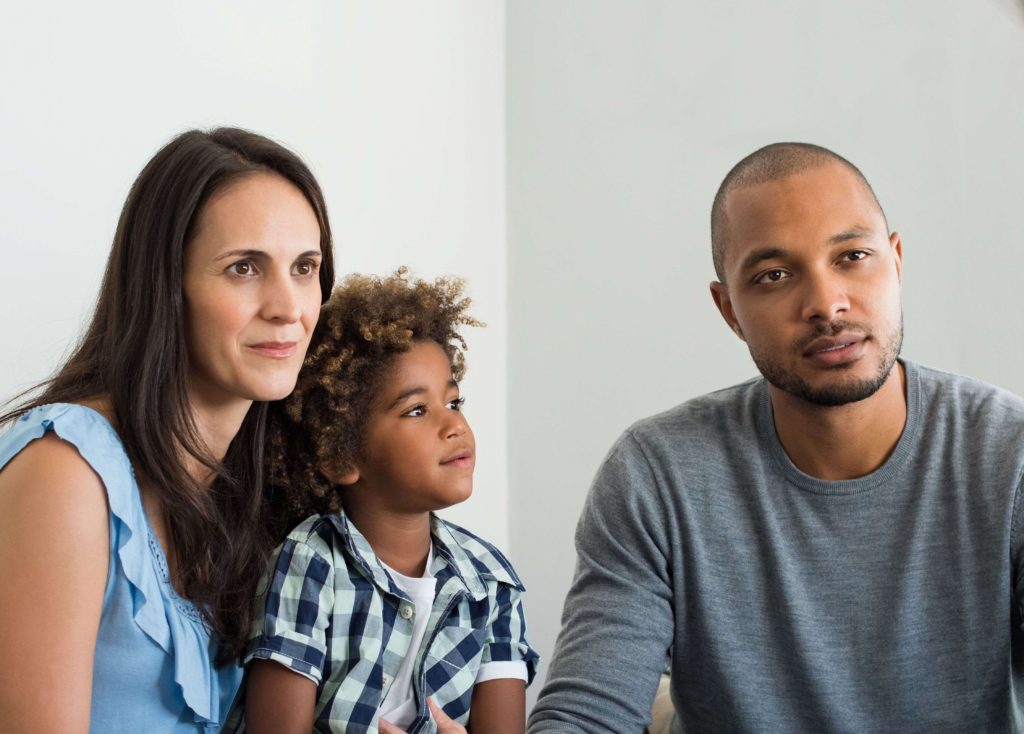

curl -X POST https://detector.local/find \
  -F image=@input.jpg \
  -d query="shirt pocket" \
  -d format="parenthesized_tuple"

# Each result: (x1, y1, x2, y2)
(421, 626, 487, 720)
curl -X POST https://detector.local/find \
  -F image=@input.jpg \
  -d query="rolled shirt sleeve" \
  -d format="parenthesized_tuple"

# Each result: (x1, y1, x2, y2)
(244, 538, 336, 684)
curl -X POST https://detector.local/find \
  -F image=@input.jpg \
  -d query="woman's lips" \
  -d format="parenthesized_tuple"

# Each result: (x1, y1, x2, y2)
(248, 341, 298, 359)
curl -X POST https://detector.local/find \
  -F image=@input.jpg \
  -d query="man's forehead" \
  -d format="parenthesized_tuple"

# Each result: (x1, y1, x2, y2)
(725, 163, 885, 234)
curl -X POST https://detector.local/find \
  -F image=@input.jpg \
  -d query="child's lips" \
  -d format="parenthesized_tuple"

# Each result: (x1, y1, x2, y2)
(441, 449, 474, 468)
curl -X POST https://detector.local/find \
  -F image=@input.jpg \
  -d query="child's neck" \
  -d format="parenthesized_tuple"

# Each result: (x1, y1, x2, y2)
(344, 502, 433, 578)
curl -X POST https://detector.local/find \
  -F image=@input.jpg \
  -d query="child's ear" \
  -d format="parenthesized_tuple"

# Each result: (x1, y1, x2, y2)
(319, 462, 360, 486)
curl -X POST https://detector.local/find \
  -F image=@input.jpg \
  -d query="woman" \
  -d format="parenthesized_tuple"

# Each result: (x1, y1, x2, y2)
(0, 127, 334, 733)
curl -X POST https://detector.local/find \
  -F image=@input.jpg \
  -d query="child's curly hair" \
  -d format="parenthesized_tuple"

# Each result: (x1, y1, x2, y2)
(265, 267, 482, 536)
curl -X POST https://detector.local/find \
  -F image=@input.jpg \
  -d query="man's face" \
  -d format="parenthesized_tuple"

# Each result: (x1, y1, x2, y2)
(710, 162, 903, 407)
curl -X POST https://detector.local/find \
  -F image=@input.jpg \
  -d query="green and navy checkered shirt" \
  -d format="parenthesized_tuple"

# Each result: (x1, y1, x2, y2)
(225, 511, 538, 733)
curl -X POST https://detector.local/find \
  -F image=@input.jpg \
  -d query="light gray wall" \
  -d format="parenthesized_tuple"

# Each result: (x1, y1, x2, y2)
(4, 0, 1024, 714)
(507, 0, 1024, 708)
(0, 1, 510, 546)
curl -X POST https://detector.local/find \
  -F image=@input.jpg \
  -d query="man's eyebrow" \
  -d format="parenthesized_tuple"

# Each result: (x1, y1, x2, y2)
(738, 247, 787, 274)
(829, 228, 873, 244)
(737, 230, 876, 275)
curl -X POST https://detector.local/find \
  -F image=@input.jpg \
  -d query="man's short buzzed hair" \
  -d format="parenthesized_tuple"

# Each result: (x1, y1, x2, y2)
(710, 142, 887, 282)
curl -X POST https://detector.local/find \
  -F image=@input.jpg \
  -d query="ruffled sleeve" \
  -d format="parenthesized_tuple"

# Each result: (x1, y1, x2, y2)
(0, 403, 241, 727)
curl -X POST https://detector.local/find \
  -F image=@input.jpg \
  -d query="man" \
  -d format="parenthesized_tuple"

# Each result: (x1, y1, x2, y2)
(527, 143, 1024, 733)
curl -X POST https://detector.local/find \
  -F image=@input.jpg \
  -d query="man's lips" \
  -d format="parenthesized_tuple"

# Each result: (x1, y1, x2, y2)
(441, 449, 474, 468)
(802, 334, 864, 356)
(802, 334, 866, 366)
(248, 341, 298, 359)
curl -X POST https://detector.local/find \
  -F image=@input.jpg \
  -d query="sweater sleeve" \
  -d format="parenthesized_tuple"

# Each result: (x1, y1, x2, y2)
(528, 432, 674, 734)
(1011, 468, 1024, 634)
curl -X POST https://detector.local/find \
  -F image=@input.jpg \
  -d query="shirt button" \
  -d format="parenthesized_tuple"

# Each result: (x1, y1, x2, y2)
(399, 603, 415, 620)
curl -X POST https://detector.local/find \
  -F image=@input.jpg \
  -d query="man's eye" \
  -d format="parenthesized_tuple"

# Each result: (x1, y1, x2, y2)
(755, 269, 787, 284)
(847, 250, 868, 261)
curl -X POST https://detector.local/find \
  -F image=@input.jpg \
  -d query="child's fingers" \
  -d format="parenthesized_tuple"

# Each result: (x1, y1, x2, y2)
(378, 718, 406, 734)
(426, 697, 467, 734)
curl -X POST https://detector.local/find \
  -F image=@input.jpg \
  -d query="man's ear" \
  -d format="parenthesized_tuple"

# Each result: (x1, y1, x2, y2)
(710, 281, 745, 341)
(320, 462, 360, 487)
(890, 231, 903, 283)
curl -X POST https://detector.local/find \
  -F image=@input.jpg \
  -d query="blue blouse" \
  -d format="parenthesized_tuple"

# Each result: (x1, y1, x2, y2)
(0, 404, 242, 733)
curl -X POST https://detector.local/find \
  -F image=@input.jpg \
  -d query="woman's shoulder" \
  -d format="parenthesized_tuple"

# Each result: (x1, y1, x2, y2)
(2, 401, 122, 461)
(1, 402, 138, 515)
(0, 403, 120, 516)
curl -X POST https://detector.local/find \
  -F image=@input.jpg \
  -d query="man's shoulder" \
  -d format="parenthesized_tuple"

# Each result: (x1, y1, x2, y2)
(625, 375, 765, 448)
(914, 361, 1024, 420)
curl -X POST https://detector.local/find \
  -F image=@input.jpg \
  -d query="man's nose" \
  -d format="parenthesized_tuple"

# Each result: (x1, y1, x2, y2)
(800, 270, 850, 323)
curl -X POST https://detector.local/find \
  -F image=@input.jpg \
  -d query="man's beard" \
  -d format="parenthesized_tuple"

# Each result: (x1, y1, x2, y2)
(750, 317, 903, 407)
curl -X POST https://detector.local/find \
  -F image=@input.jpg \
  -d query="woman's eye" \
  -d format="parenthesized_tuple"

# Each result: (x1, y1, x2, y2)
(294, 259, 318, 276)
(228, 260, 255, 277)
(447, 397, 466, 411)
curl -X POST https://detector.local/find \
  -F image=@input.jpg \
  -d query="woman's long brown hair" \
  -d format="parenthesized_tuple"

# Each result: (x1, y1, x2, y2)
(0, 127, 335, 664)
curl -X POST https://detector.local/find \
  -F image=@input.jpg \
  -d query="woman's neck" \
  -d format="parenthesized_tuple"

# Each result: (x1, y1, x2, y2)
(187, 394, 253, 468)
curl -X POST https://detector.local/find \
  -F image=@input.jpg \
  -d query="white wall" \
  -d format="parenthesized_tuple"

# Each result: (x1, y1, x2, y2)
(0, 1, 509, 546)
(5, 0, 1024, 715)
(507, 0, 1024, 708)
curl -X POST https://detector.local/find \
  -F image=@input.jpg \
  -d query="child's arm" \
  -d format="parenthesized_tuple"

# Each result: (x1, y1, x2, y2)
(238, 533, 334, 733)
(244, 660, 317, 734)
(467, 679, 526, 734)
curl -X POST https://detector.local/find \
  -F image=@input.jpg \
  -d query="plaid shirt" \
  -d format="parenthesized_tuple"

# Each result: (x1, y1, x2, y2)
(225, 511, 538, 734)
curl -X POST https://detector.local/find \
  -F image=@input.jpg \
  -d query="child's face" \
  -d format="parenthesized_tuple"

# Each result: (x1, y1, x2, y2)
(346, 340, 475, 513)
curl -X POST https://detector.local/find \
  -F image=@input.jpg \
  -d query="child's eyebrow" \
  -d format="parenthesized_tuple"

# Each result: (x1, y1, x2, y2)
(386, 380, 460, 409)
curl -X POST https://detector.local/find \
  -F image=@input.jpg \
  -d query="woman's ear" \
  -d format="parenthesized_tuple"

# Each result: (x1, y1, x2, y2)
(319, 462, 360, 486)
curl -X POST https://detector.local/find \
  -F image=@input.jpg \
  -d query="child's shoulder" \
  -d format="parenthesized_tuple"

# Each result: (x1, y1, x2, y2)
(279, 512, 346, 559)
(434, 517, 526, 592)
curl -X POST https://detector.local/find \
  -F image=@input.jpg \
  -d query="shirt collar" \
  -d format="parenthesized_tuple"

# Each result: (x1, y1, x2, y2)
(324, 510, 489, 601)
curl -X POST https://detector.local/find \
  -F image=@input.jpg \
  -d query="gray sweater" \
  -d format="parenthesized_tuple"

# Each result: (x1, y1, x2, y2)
(528, 361, 1024, 733)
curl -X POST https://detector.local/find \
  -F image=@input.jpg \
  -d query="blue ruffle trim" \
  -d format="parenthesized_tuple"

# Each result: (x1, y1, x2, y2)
(2, 404, 236, 726)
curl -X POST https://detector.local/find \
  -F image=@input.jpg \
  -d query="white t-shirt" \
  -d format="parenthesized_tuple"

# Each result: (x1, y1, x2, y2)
(377, 546, 527, 729)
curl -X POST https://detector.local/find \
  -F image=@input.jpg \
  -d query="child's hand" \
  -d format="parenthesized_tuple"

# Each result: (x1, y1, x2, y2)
(378, 697, 467, 734)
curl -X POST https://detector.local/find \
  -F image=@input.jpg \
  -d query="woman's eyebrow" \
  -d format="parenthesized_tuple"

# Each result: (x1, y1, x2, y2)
(213, 248, 266, 262)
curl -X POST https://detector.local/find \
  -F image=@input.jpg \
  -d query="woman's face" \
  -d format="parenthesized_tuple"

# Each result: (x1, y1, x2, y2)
(182, 172, 323, 414)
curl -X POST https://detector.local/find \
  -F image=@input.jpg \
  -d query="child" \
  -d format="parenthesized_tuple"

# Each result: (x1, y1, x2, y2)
(227, 269, 538, 734)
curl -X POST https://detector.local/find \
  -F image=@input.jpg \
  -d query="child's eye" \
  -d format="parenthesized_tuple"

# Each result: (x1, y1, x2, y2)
(401, 405, 427, 418)
(447, 397, 466, 411)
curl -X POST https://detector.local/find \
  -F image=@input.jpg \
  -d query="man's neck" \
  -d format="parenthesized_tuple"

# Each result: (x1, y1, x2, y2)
(768, 362, 907, 481)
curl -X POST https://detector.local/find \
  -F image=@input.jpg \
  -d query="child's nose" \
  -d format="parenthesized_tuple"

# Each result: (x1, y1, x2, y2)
(443, 414, 468, 439)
